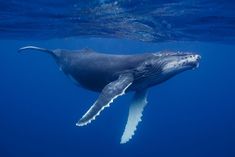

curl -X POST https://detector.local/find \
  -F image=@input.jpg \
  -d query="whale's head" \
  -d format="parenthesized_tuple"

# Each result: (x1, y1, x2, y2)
(151, 52, 201, 81)
(160, 52, 200, 72)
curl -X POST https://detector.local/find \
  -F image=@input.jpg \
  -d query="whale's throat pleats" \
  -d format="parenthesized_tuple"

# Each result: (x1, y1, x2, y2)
(76, 73, 134, 126)
(121, 89, 148, 144)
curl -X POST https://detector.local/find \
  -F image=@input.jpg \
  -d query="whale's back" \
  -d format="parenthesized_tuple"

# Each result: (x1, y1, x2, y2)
(58, 50, 152, 92)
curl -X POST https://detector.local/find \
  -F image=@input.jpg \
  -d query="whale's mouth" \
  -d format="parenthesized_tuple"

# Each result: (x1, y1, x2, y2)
(192, 62, 200, 70)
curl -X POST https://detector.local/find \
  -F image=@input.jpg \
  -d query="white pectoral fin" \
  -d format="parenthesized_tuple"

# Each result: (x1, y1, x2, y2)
(76, 73, 133, 126)
(120, 89, 148, 144)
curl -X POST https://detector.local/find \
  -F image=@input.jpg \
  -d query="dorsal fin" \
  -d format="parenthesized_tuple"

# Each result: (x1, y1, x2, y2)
(79, 48, 96, 53)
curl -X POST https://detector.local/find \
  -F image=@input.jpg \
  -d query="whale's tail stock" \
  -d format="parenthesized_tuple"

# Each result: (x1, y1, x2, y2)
(18, 46, 57, 58)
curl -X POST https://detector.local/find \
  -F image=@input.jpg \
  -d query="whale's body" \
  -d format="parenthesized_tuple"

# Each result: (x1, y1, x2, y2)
(57, 50, 152, 92)
(19, 46, 201, 144)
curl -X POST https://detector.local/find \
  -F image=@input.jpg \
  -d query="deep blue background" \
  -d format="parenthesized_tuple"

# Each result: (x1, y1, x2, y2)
(0, 38, 234, 157)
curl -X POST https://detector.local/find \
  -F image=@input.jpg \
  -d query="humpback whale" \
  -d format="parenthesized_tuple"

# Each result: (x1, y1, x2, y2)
(18, 46, 201, 144)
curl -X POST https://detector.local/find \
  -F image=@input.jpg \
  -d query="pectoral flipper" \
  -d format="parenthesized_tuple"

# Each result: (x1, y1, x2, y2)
(77, 73, 133, 126)
(121, 89, 148, 144)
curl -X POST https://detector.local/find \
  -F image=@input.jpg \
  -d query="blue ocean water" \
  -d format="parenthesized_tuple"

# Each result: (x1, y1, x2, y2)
(0, 1, 235, 157)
